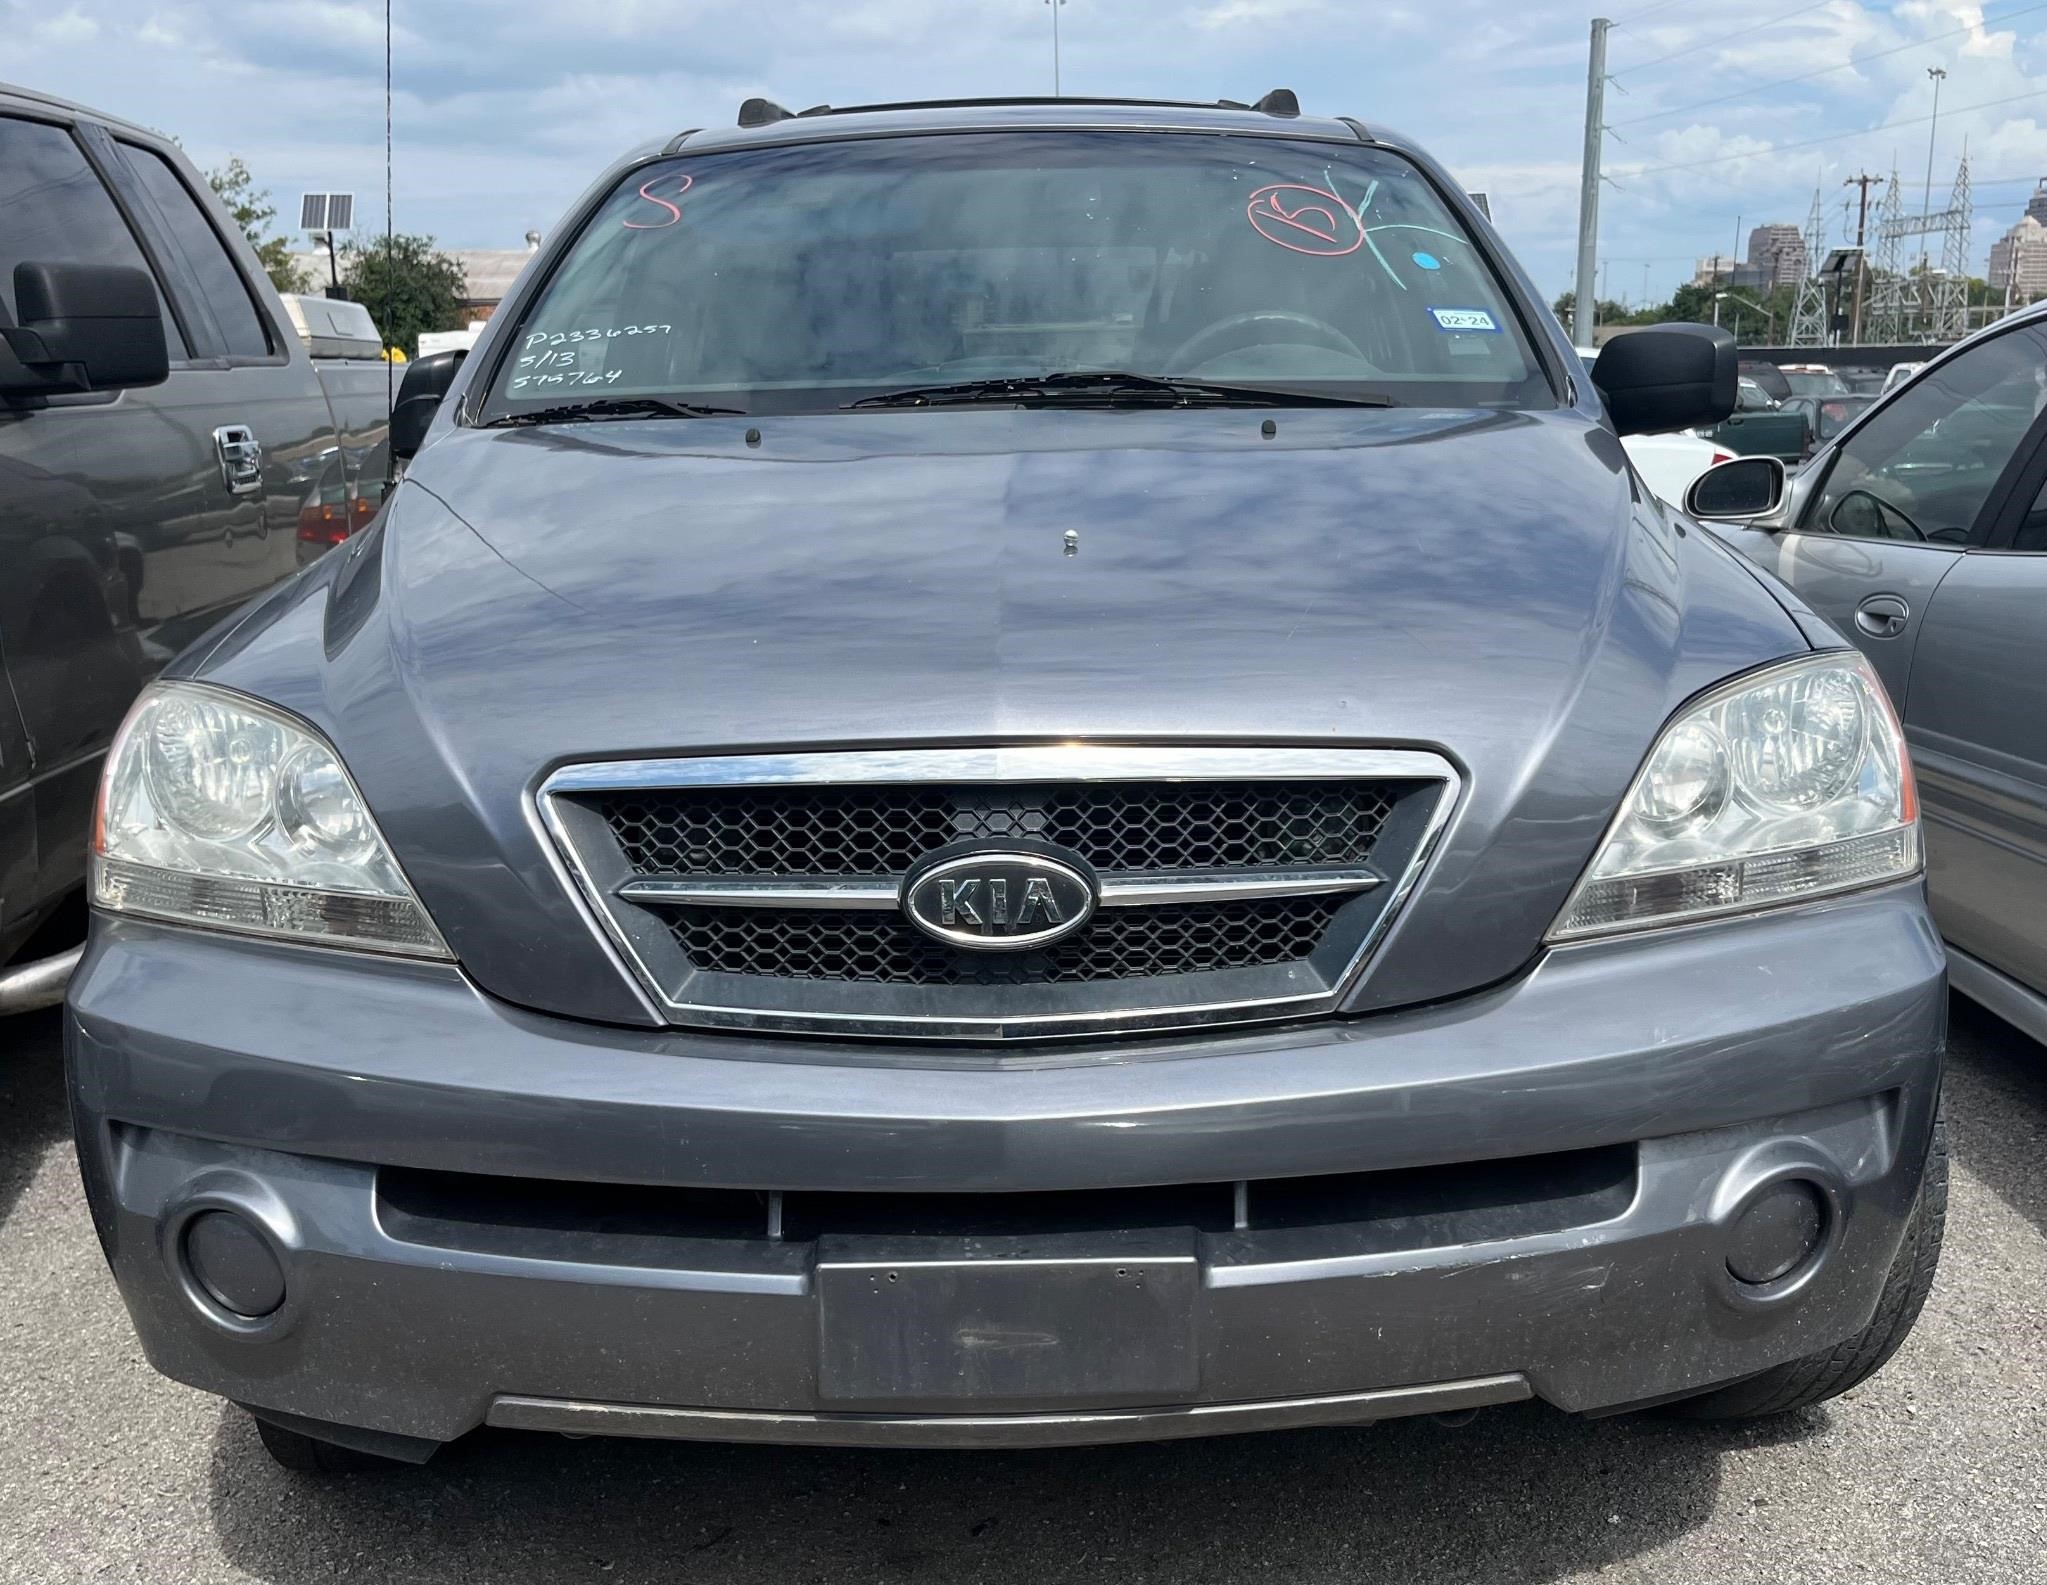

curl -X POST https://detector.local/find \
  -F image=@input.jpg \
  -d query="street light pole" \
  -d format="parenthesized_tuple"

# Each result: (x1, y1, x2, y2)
(1572, 17, 1611, 347)
(1919, 65, 1947, 323)
(1046, 0, 1066, 97)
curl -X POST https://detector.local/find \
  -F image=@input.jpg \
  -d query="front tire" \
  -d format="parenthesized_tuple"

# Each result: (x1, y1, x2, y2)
(1664, 1111, 1947, 1421)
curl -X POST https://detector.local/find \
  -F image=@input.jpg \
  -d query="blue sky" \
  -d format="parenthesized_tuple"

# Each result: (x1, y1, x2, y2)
(8, 0, 2047, 304)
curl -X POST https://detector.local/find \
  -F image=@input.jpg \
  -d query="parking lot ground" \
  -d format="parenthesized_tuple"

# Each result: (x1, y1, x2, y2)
(3, 995, 2043, 1585)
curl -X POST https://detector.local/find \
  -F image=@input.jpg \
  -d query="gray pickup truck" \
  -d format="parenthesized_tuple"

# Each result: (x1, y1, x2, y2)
(0, 82, 390, 1008)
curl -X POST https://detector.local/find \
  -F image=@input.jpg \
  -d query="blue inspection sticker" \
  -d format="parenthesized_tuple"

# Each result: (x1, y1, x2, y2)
(1412, 251, 1442, 270)
(1429, 307, 1500, 332)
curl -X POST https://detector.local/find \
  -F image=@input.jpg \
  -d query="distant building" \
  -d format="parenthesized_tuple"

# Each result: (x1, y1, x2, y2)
(286, 230, 543, 320)
(444, 232, 545, 319)
(1990, 213, 2047, 304)
(1695, 250, 1775, 293)
(1746, 223, 1808, 289)
(1693, 254, 1736, 287)
(2025, 178, 2047, 227)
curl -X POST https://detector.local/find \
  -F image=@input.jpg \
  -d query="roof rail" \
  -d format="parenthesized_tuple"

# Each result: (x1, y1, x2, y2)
(717, 93, 1314, 126)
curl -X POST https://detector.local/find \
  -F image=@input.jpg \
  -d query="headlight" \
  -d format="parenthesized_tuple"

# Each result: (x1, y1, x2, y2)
(92, 682, 450, 957)
(1549, 652, 1918, 940)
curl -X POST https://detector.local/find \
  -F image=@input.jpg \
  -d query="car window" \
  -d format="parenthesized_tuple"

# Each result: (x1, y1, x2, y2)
(1804, 327, 2047, 546)
(484, 132, 1550, 417)
(120, 143, 273, 359)
(0, 115, 183, 354)
(2009, 470, 2047, 552)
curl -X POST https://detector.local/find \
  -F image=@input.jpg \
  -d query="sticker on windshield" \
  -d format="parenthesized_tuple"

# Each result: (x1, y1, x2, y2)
(1246, 183, 1365, 257)
(1429, 307, 1499, 332)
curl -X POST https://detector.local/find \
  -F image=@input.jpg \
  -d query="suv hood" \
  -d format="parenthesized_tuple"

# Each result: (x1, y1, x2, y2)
(197, 406, 1806, 1029)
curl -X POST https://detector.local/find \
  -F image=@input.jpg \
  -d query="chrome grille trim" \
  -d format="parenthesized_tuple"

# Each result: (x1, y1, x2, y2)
(617, 867, 1384, 911)
(538, 746, 1461, 1042)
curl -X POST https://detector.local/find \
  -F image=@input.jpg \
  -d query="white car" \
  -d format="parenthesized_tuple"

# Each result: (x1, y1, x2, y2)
(1579, 350, 1734, 505)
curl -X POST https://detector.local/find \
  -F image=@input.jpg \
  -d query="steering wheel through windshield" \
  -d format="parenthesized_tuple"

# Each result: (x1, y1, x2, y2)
(1165, 310, 1368, 373)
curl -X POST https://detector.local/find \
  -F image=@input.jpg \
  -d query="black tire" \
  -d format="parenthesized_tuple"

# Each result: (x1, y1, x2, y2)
(253, 1415, 416, 1473)
(1663, 1110, 1947, 1421)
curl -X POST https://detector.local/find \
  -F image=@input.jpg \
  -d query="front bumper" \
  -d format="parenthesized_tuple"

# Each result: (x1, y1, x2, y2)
(69, 886, 1945, 1448)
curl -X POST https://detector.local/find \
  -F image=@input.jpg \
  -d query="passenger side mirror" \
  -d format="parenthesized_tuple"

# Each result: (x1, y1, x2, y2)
(391, 349, 466, 461)
(1591, 324, 1738, 436)
(1683, 455, 1787, 522)
(0, 262, 168, 396)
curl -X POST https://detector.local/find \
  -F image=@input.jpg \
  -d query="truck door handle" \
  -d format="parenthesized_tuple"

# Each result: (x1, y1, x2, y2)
(213, 425, 264, 498)
(1854, 594, 1911, 638)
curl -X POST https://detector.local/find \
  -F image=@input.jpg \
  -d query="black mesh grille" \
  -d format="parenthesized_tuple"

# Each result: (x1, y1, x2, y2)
(660, 894, 1347, 984)
(598, 782, 1392, 877)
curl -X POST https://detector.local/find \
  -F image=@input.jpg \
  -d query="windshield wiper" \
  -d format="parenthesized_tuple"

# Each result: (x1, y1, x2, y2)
(845, 371, 1397, 410)
(484, 395, 746, 427)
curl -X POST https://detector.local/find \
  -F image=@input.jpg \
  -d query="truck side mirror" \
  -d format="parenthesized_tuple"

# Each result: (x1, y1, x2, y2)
(1684, 455, 1787, 522)
(0, 262, 168, 395)
(391, 349, 467, 461)
(1591, 324, 1738, 436)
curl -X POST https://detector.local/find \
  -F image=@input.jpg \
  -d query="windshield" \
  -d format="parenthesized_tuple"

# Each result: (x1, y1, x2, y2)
(481, 131, 1550, 418)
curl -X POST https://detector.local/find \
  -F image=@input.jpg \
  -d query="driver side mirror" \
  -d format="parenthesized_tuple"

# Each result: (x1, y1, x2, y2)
(1591, 323, 1738, 436)
(0, 262, 168, 397)
(391, 349, 466, 461)
(1684, 455, 1786, 522)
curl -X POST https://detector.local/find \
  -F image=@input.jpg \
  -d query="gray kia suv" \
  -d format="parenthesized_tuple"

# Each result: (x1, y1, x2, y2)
(66, 94, 1946, 1471)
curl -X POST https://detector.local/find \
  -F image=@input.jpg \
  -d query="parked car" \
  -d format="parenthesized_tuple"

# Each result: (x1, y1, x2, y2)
(1780, 393, 1875, 460)
(67, 92, 1943, 1473)
(1882, 360, 1926, 394)
(1577, 348, 1733, 502)
(1740, 359, 1793, 402)
(1703, 376, 1809, 462)
(1689, 304, 2047, 1046)
(0, 83, 391, 1012)
(1778, 363, 1851, 399)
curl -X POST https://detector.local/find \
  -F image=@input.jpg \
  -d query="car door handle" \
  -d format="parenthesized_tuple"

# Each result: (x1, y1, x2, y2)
(213, 425, 264, 498)
(1855, 594, 1911, 639)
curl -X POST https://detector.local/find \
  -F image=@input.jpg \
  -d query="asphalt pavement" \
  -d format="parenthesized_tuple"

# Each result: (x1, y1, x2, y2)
(3, 995, 2043, 1585)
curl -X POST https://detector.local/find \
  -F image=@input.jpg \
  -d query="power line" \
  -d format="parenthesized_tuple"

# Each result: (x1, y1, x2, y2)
(1617, 85, 2047, 179)
(1610, 0, 1691, 30)
(1613, 0, 2047, 128)
(1612, 0, 1834, 75)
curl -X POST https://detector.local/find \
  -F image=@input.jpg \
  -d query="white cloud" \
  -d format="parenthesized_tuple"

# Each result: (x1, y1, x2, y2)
(1194, 0, 1336, 28)
(5, 0, 2046, 301)
(28, 6, 98, 46)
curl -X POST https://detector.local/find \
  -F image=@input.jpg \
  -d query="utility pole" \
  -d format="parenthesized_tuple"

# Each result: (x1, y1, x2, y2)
(1046, 0, 1066, 97)
(1844, 172, 1881, 343)
(1573, 17, 1610, 346)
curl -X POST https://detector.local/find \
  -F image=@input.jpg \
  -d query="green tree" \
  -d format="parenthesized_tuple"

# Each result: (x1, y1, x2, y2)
(1663, 282, 1720, 324)
(341, 235, 467, 357)
(204, 156, 304, 295)
(1552, 291, 1655, 334)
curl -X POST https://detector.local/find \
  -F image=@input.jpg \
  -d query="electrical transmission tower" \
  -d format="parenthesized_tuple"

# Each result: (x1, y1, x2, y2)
(1863, 155, 1973, 343)
(1936, 153, 1973, 341)
(1787, 184, 1831, 346)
